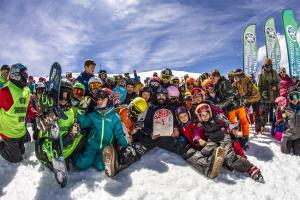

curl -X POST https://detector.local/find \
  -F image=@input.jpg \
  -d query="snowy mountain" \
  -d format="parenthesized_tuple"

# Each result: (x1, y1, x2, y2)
(1, 126, 300, 200)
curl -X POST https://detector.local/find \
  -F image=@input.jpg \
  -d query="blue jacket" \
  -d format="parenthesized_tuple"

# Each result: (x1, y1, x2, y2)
(76, 71, 94, 91)
(77, 106, 128, 150)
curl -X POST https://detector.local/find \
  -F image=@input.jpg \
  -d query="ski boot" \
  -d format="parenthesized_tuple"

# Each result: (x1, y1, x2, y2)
(248, 165, 265, 183)
(103, 146, 118, 177)
(209, 146, 225, 179)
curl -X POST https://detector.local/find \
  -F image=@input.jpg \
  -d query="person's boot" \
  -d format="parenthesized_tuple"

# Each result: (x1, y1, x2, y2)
(248, 165, 265, 183)
(209, 146, 225, 179)
(102, 146, 118, 177)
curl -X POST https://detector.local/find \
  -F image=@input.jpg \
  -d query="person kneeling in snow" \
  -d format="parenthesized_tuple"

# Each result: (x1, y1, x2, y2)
(281, 91, 300, 155)
(272, 96, 288, 141)
(193, 103, 264, 183)
(0, 64, 37, 163)
(74, 89, 139, 177)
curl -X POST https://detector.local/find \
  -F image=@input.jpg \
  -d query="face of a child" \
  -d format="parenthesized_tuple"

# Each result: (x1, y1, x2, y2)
(142, 92, 150, 102)
(178, 112, 189, 124)
(193, 95, 203, 104)
(291, 98, 299, 106)
(97, 98, 108, 108)
(200, 111, 210, 122)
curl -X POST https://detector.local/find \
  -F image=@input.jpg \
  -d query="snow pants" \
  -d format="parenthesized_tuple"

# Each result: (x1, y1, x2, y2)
(262, 103, 275, 127)
(228, 106, 250, 137)
(251, 102, 263, 132)
(281, 137, 300, 155)
(0, 137, 25, 163)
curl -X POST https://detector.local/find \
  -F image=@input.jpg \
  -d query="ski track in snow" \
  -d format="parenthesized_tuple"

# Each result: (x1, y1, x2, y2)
(1, 127, 300, 200)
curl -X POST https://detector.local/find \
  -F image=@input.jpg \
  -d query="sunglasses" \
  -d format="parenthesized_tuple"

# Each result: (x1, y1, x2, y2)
(169, 96, 178, 101)
(162, 74, 171, 80)
(73, 88, 85, 97)
(150, 81, 160, 87)
(89, 82, 101, 90)
(265, 64, 272, 68)
(130, 105, 142, 116)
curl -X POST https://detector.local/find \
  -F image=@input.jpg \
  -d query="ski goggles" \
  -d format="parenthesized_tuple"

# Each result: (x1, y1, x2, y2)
(161, 74, 172, 81)
(96, 90, 108, 100)
(73, 88, 85, 97)
(89, 82, 101, 90)
(169, 96, 179, 101)
(129, 105, 142, 116)
(150, 81, 160, 87)
(172, 79, 180, 84)
(186, 83, 194, 87)
(264, 64, 272, 69)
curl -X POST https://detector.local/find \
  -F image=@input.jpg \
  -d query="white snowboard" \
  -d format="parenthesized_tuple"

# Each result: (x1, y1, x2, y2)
(153, 108, 173, 137)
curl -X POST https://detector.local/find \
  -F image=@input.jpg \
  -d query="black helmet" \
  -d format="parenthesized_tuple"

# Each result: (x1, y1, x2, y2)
(139, 86, 152, 96)
(60, 79, 73, 90)
(125, 78, 135, 86)
(9, 63, 28, 88)
(1, 64, 10, 71)
(234, 68, 244, 76)
(156, 86, 168, 95)
(161, 68, 173, 76)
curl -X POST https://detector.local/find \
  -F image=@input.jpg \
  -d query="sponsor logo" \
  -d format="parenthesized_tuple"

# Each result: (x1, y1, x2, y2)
(265, 26, 276, 39)
(287, 25, 297, 41)
(245, 32, 256, 44)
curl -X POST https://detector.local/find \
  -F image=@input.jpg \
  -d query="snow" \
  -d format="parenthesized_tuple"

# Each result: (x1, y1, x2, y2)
(1, 127, 300, 200)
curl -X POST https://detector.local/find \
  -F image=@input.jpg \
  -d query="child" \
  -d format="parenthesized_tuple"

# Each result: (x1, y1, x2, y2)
(281, 91, 300, 155)
(195, 103, 264, 182)
(272, 96, 287, 141)
(74, 89, 135, 177)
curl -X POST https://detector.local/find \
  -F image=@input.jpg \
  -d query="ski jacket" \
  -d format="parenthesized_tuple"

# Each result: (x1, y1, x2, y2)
(76, 71, 95, 91)
(178, 122, 207, 149)
(258, 69, 279, 103)
(116, 107, 134, 134)
(214, 76, 242, 112)
(77, 106, 128, 150)
(124, 92, 137, 105)
(284, 103, 300, 140)
(279, 75, 296, 98)
(233, 75, 260, 103)
(0, 81, 36, 139)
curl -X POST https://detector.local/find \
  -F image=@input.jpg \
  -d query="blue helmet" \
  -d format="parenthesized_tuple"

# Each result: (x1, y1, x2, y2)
(113, 86, 127, 103)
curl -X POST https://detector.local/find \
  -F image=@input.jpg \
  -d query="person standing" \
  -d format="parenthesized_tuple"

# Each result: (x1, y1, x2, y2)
(76, 59, 96, 91)
(0, 64, 10, 88)
(258, 58, 279, 127)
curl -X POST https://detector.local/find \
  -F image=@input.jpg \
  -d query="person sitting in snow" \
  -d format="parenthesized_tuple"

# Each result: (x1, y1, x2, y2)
(74, 88, 139, 177)
(194, 103, 264, 182)
(281, 91, 300, 155)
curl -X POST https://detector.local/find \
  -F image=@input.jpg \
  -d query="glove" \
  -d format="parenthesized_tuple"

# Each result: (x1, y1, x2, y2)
(79, 97, 91, 110)
(207, 130, 225, 143)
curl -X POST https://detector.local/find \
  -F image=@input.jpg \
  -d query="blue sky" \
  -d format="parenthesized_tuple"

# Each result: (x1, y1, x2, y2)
(0, 0, 299, 76)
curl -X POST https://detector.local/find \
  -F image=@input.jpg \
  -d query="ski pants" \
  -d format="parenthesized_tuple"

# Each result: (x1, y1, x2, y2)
(262, 103, 275, 127)
(74, 145, 105, 171)
(227, 106, 250, 137)
(281, 137, 300, 155)
(250, 102, 263, 132)
(0, 137, 25, 163)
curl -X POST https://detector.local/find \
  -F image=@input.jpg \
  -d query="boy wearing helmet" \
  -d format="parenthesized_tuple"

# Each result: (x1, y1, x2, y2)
(281, 91, 300, 155)
(35, 79, 86, 170)
(0, 64, 37, 163)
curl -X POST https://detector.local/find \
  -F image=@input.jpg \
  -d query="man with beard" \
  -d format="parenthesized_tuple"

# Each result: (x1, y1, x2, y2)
(133, 87, 227, 179)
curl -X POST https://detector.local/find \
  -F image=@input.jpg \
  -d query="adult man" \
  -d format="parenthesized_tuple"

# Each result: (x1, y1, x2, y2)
(258, 58, 279, 127)
(210, 70, 250, 148)
(76, 59, 96, 91)
(98, 69, 114, 90)
(0, 64, 36, 162)
(124, 79, 137, 105)
(0, 64, 10, 88)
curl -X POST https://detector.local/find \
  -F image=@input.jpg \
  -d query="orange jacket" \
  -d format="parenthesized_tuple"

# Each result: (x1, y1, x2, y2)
(116, 107, 134, 134)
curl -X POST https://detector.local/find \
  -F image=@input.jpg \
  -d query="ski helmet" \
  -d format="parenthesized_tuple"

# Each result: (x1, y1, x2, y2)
(149, 77, 161, 88)
(156, 86, 168, 95)
(171, 76, 180, 83)
(35, 81, 45, 94)
(125, 78, 135, 87)
(129, 97, 148, 116)
(186, 77, 196, 85)
(275, 96, 287, 109)
(73, 82, 86, 99)
(288, 91, 300, 101)
(113, 86, 127, 103)
(201, 79, 214, 89)
(88, 77, 102, 91)
(59, 79, 73, 107)
(73, 82, 86, 92)
(195, 103, 212, 121)
(160, 68, 173, 80)
(9, 63, 28, 88)
(175, 106, 191, 124)
(60, 79, 73, 90)
(139, 86, 152, 96)
(167, 86, 180, 98)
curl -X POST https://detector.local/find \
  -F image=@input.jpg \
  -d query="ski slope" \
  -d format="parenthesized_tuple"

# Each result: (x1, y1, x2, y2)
(1, 127, 300, 200)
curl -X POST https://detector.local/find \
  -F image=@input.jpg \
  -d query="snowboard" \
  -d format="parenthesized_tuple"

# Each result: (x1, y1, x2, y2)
(37, 62, 68, 188)
(153, 109, 173, 137)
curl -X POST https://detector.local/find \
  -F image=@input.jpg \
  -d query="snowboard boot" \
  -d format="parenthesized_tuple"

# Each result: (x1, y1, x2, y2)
(103, 146, 118, 177)
(248, 165, 265, 183)
(209, 146, 225, 179)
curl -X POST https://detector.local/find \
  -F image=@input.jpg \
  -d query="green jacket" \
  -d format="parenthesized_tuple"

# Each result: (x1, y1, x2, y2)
(258, 69, 279, 103)
(0, 75, 7, 88)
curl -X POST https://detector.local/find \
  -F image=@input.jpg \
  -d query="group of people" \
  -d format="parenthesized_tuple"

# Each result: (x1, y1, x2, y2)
(1, 58, 300, 184)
